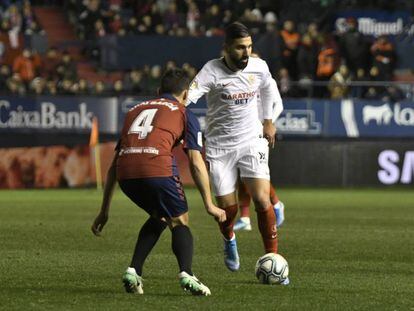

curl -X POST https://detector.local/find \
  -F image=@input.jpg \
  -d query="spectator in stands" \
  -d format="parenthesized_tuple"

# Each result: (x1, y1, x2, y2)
(202, 4, 225, 36)
(58, 78, 74, 95)
(240, 7, 264, 35)
(147, 2, 163, 31)
(126, 16, 140, 35)
(383, 85, 405, 102)
(186, 1, 200, 36)
(31, 49, 42, 75)
(146, 64, 162, 95)
(21, 0, 36, 32)
(277, 67, 295, 97)
(0, 40, 4, 62)
(154, 23, 165, 35)
(164, 60, 176, 71)
(0, 64, 11, 91)
(0, 20, 11, 34)
(365, 66, 384, 99)
(45, 79, 58, 95)
(92, 80, 106, 95)
(255, 19, 283, 76)
(280, 20, 300, 79)
(12, 48, 36, 84)
(124, 68, 144, 94)
(316, 36, 340, 97)
(138, 15, 153, 34)
(24, 20, 44, 36)
(6, 73, 26, 95)
(297, 34, 318, 80)
(29, 76, 46, 95)
(78, 0, 106, 40)
(77, 78, 90, 95)
(306, 22, 323, 47)
(338, 17, 369, 76)
(41, 47, 60, 80)
(370, 35, 395, 81)
(109, 13, 123, 34)
(63, 78, 89, 95)
(316, 45, 337, 80)
(94, 19, 107, 38)
(5, 4, 22, 48)
(65, 0, 85, 26)
(56, 51, 77, 81)
(351, 68, 368, 98)
(164, 1, 184, 35)
(112, 79, 124, 95)
(182, 62, 196, 79)
(328, 64, 351, 99)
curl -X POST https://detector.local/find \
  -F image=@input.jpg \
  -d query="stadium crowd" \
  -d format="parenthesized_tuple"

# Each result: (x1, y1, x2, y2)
(0, 0, 409, 99)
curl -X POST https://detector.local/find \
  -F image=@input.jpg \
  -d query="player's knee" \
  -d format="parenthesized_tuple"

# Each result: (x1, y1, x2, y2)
(150, 217, 168, 231)
(170, 213, 189, 227)
(252, 195, 271, 211)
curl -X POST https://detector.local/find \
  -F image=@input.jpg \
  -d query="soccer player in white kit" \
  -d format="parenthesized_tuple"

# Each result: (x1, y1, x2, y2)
(187, 22, 288, 284)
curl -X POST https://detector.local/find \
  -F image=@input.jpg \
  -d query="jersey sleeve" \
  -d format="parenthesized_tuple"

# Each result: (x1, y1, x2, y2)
(258, 60, 274, 120)
(271, 78, 284, 122)
(183, 109, 203, 152)
(186, 63, 213, 106)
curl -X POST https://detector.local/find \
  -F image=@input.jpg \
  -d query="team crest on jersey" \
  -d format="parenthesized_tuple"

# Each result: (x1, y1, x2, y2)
(190, 80, 198, 90)
(248, 74, 255, 85)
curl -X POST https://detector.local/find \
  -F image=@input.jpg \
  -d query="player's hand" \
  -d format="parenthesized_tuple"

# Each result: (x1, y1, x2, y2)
(91, 211, 108, 236)
(206, 205, 227, 223)
(263, 121, 276, 148)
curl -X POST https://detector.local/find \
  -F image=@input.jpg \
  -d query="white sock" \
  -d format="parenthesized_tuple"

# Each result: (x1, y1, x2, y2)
(126, 267, 137, 274)
(240, 217, 251, 224)
(224, 233, 236, 241)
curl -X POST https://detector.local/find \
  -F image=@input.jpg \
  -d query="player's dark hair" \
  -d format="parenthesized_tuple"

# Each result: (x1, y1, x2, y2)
(159, 68, 190, 95)
(225, 22, 251, 44)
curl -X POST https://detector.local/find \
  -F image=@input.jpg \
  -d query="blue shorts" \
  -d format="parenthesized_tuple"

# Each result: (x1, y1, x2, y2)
(118, 176, 188, 219)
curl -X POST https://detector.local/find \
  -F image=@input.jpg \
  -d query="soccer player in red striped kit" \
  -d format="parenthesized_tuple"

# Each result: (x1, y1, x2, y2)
(91, 68, 226, 295)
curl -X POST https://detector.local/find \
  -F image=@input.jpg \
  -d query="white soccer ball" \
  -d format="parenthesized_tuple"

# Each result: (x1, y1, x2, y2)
(255, 253, 289, 285)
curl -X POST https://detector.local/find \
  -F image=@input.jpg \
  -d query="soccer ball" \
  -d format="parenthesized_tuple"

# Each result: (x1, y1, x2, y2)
(255, 253, 289, 285)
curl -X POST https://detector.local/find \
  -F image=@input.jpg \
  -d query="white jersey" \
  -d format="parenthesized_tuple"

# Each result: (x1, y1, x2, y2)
(257, 78, 284, 123)
(187, 57, 274, 149)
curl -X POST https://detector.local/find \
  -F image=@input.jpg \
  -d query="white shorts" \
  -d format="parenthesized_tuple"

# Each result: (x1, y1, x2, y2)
(206, 137, 270, 196)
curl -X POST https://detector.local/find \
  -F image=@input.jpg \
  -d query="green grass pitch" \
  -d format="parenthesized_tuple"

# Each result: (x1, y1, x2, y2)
(0, 188, 413, 310)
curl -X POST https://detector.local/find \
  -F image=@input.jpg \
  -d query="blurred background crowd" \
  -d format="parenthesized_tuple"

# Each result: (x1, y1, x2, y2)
(1, 0, 414, 100)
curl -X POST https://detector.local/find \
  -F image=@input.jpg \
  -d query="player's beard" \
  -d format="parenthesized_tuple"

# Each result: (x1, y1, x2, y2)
(231, 55, 249, 70)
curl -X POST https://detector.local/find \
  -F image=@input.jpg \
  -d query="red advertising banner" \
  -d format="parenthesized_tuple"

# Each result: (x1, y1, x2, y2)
(0, 143, 194, 189)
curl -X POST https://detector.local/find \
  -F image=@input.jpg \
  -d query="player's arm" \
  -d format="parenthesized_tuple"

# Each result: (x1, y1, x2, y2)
(271, 78, 284, 123)
(187, 150, 225, 222)
(259, 62, 277, 147)
(186, 63, 213, 106)
(183, 109, 226, 222)
(91, 150, 119, 236)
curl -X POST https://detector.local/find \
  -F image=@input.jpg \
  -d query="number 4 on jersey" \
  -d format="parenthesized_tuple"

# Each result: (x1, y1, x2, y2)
(128, 108, 158, 139)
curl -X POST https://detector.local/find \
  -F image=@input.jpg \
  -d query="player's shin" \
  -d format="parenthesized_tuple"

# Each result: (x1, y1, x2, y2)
(269, 184, 279, 205)
(130, 217, 167, 275)
(256, 206, 278, 253)
(219, 204, 238, 240)
(238, 183, 252, 218)
(171, 225, 194, 275)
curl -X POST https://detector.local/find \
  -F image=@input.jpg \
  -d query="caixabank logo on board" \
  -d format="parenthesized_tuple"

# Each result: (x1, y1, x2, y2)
(0, 100, 93, 129)
(378, 150, 414, 185)
(276, 110, 322, 135)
